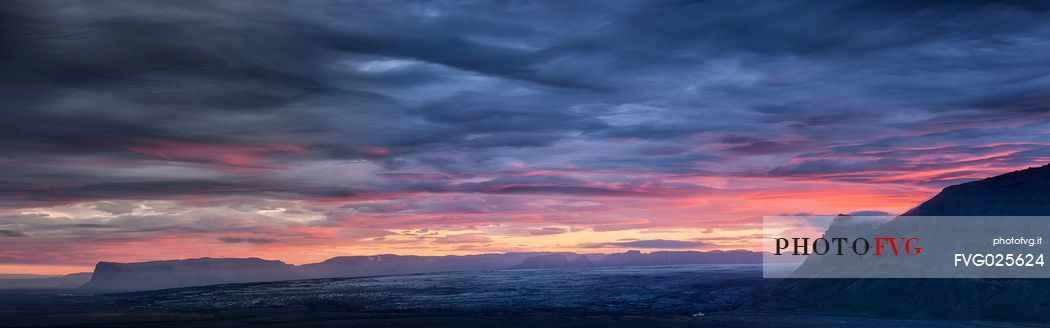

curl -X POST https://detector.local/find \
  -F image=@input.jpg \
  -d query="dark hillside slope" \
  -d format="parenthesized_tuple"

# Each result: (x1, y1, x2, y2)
(758, 164, 1050, 323)
(904, 164, 1050, 216)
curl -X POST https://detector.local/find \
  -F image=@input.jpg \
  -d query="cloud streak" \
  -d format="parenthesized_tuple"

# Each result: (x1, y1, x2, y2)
(580, 239, 710, 249)
(218, 237, 278, 244)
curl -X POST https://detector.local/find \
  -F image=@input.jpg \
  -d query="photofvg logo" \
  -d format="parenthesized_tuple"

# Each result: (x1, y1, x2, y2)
(773, 237, 921, 256)
(763, 216, 1050, 278)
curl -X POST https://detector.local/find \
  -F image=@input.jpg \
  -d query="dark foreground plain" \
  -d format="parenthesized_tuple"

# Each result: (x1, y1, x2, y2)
(1, 265, 1045, 328)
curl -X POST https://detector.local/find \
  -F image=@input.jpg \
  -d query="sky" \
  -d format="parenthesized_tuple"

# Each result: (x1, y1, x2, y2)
(3, 0, 1050, 274)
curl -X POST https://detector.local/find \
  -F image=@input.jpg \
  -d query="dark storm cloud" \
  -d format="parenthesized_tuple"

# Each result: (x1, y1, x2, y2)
(721, 135, 807, 154)
(769, 159, 906, 176)
(2, 0, 1050, 208)
(0, 230, 25, 237)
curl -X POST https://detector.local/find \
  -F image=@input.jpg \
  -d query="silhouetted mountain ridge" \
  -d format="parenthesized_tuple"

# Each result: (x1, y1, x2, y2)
(904, 164, 1050, 216)
(761, 163, 1050, 323)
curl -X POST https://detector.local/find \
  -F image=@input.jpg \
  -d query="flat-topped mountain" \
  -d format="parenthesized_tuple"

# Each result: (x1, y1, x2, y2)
(79, 254, 557, 292)
(80, 257, 302, 291)
(74, 250, 762, 292)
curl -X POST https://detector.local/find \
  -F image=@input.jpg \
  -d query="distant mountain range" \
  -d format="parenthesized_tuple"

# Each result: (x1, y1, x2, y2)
(0, 272, 92, 290)
(72, 250, 761, 292)
(759, 164, 1050, 323)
